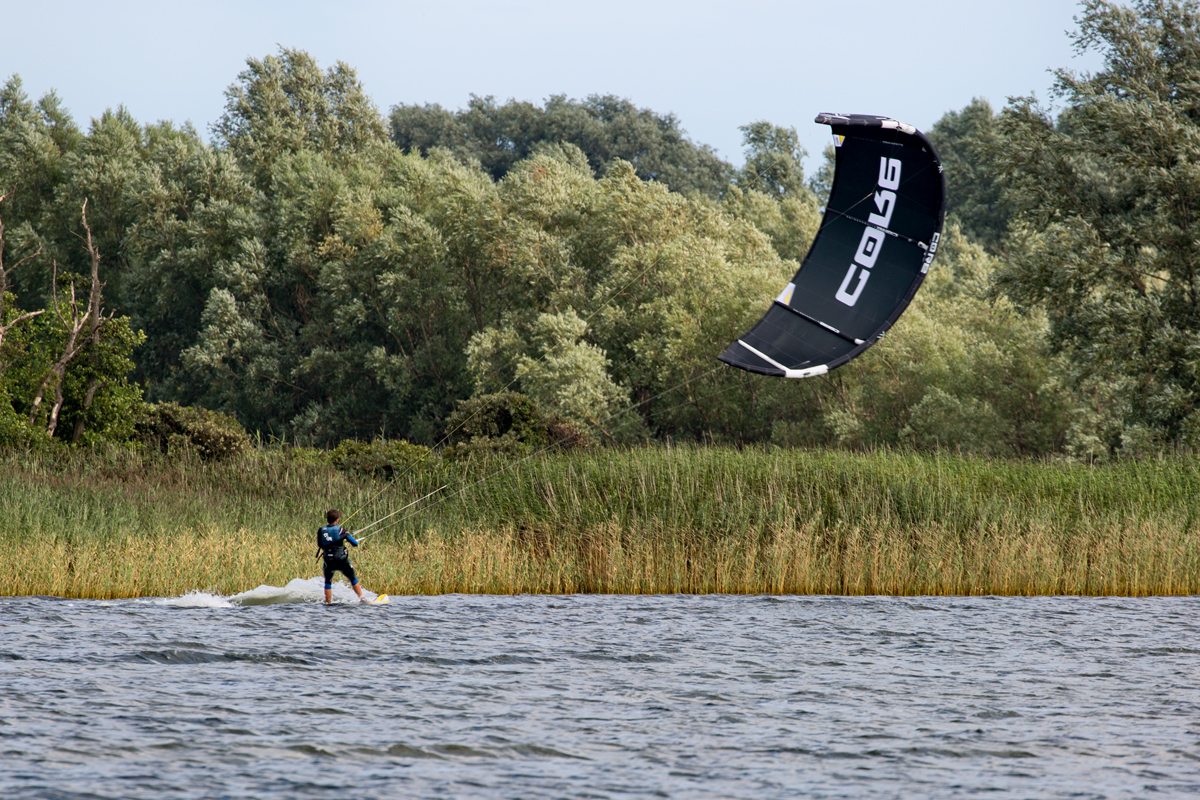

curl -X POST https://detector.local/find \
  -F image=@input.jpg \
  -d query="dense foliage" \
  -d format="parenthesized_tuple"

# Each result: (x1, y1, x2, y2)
(990, 0, 1200, 456)
(926, 98, 1010, 251)
(135, 401, 250, 460)
(3, 3, 1198, 459)
(390, 94, 734, 198)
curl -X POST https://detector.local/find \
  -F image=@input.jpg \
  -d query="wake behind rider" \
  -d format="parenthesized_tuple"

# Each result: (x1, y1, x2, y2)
(316, 509, 365, 604)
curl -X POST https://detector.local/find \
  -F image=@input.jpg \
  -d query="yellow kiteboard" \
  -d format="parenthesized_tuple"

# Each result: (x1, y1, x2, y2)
(367, 594, 390, 605)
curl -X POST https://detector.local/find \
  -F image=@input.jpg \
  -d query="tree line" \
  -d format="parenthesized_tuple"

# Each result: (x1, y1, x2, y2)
(0, 0, 1194, 458)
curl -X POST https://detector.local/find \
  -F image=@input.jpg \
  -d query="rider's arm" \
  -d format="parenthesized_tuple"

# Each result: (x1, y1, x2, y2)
(345, 532, 359, 547)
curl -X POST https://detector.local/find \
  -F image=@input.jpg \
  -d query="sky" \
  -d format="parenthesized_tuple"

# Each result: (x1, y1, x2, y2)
(2, 0, 1102, 167)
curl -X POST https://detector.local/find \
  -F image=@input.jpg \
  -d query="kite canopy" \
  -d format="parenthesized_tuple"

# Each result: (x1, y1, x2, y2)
(719, 113, 946, 378)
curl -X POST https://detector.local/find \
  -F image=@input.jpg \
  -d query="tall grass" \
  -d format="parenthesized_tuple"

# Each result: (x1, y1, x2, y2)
(2, 445, 1198, 598)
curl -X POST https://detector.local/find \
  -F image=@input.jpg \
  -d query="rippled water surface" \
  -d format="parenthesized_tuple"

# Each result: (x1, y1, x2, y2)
(2, 586, 1199, 799)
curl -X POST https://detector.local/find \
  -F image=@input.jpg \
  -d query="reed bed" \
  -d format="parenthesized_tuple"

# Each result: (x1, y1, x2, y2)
(2, 445, 1198, 598)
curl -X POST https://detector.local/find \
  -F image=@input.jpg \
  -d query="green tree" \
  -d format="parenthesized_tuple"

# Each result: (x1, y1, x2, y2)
(390, 94, 735, 197)
(721, 122, 822, 263)
(3, 48, 1087, 455)
(721, 185, 821, 263)
(0, 192, 45, 446)
(465, 152, 796, 444)
(0, 77, 81, 229)
(0, 76, 84, 303)
(213, 47, 387, 185)
(0, 196, 143, 445)
(991, 0, 1200, 452)
(179, 142, 488, 443)
(736, 121, 808, 199)
(118, 122, 259, 395)
(806, 144, 836, 207)
(927, 98, 1010, 251)
(512, 310, 627, 428)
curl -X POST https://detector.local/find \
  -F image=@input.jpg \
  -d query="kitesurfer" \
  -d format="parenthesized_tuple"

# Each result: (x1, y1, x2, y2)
(316, 509, 365, 604)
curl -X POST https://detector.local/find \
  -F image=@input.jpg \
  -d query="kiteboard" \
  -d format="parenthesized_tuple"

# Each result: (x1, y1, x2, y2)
(366, 594, 390, 606)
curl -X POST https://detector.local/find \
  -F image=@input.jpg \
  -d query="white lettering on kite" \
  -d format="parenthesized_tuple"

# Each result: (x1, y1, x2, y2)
(837, 157, 902, 307)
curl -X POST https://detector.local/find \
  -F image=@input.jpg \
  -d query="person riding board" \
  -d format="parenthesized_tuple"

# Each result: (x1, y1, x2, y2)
(316, 509, 365, 604)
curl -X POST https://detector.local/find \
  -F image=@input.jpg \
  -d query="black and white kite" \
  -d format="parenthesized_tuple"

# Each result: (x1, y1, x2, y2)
(719, 113, 946, 378)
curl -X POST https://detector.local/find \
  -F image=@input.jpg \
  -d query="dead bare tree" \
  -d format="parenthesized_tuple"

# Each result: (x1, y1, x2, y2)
(27, 200, 111, 438)
(0, 189, 45, 355)
(72, 201, 108, 443)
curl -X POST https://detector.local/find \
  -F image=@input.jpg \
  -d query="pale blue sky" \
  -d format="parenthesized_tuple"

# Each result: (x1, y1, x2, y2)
(2, 0, 1100, 166)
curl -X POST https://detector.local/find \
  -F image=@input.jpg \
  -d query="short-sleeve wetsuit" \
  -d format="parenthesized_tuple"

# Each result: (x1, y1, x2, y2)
(318, 525, 359, 590)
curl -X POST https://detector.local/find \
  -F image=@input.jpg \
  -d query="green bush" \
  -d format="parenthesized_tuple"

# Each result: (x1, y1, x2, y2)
(327, 439, 431, 478)
(442, 392, 591, 459)
(0, 391, 47, 450)
(135, 402, 250, 461)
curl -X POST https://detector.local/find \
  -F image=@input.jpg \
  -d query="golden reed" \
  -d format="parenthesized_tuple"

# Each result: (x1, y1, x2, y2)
(2, 446, 1197, 598)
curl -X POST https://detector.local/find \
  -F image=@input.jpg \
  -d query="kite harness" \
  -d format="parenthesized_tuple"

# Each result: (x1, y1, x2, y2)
(317, 525, 360, 590)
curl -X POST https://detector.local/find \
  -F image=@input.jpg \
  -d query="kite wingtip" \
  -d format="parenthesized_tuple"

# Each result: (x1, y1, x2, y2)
(815, 113, 918, 136)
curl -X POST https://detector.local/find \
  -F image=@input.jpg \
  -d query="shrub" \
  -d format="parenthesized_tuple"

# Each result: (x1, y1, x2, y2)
(135, 402, 250, 461)
(0, 388, 46, 449)
(442, 392, 591, 459)
(327, 439, 431, 478)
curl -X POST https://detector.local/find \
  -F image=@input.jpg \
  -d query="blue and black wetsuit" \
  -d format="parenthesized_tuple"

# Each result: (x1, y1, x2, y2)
(318, 525, 360, 590)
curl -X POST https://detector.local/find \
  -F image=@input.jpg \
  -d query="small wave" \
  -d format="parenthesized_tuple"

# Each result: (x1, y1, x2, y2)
(1141, 647, 1200, 656)
(386, 743, 444, 759)
(430, 744, 494, 758)
(380, 741, 586, 760)
(159, 577, 380, 608)
(290, 744, 338, 758)
(129, 649, 313, 665)
(506, 744, 589, 760)
(575, 651, 669, 663)
(401, 653, 544, 666)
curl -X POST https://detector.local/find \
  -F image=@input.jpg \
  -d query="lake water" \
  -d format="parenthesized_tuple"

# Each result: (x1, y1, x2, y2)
(2, 582, 1199, 799)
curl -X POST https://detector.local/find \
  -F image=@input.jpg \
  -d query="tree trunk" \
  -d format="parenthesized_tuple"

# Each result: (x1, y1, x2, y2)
(47, 375, 67, 438)
(28, 363, 65, 429)
(29, 257, 89, 436)
(70, 200, 107, 443)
